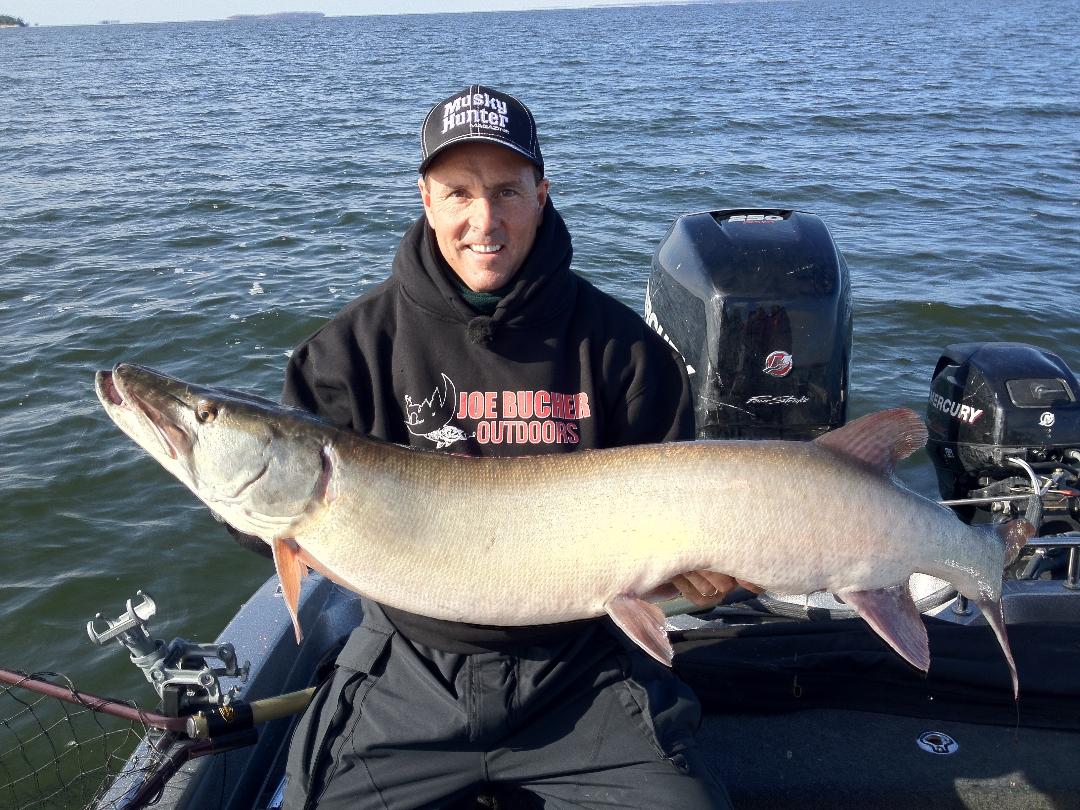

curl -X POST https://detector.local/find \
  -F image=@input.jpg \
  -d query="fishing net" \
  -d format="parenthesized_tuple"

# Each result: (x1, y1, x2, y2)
(0, 669, 190, 810)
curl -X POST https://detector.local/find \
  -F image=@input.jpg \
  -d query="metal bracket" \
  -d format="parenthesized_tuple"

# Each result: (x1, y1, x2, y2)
(88, 590, 250, 716)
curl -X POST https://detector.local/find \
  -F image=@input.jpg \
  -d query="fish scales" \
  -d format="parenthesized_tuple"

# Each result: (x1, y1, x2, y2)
(95, 364, 1030, 695)
(302, 438, 994, 625)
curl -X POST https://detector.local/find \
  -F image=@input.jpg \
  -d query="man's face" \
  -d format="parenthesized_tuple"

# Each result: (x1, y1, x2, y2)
(419, 142, 549, 293)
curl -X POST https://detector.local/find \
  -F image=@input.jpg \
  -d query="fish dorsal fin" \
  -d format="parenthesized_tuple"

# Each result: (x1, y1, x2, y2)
(814, 408, 928, 475)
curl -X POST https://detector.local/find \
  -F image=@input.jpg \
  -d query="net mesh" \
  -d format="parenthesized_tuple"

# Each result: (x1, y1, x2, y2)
(0, 671, 186, 810)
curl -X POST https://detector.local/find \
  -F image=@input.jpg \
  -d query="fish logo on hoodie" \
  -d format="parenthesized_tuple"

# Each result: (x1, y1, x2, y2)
(404, 373, 469, 449)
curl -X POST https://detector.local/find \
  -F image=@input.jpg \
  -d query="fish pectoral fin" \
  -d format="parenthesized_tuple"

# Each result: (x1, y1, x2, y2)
(271, 536, 308, 645)
(814, 409, 927, 476)
(839, 584, 930, 673)
(977, 596, 1019, 700)
(605, 595, 673, 666)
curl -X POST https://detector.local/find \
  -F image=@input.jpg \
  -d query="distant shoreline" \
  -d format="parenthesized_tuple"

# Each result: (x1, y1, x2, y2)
(0, 1, 744, 27)
(226, 11, 326, 21)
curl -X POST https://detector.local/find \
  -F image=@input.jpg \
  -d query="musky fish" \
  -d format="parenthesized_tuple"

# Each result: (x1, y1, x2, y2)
(95, 364, 1031, 696)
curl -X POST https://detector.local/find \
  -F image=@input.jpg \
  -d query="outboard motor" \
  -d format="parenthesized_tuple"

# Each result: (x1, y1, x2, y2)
(927, 342, 1080, 534)
(646, 209, 851, 440)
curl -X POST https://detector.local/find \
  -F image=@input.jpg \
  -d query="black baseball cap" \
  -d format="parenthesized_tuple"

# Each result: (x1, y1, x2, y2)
(419, 85, 544, 176)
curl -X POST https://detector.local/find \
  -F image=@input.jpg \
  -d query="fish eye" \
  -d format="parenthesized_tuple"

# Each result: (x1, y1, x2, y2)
(195, 400, 218, 423)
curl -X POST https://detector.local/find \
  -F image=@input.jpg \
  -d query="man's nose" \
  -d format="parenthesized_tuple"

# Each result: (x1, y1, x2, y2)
(467, 197, 497, 232)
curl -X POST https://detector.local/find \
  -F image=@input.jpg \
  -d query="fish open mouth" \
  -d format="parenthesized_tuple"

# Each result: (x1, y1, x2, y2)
(99, 365, 192, 462)
(96, 368, 126, 408)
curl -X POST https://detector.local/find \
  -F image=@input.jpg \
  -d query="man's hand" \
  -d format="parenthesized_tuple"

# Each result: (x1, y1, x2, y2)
(670, 570, 764, 609)
(224, 521, 274, 561)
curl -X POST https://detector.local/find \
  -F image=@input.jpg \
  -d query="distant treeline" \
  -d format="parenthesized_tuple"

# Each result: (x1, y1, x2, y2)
(226, 11, 325, 21)
(0, 14, 28, 26)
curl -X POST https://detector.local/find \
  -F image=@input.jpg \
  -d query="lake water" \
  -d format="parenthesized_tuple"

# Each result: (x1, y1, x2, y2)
(1, 0, 1077, 702)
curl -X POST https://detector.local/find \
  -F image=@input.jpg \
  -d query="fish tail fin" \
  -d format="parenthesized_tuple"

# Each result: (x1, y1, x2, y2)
(977, 596, 1019, 700)
(969, 520, 1028, 699)
(994, 518, 1034, 566)
(839, 584, 930, 673)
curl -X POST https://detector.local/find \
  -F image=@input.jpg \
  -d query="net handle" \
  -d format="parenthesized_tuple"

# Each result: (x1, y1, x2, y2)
(0, 667, 189, 734)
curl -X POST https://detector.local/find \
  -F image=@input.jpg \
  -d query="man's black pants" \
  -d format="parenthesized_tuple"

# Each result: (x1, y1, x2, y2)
(284, 601, 731, 809)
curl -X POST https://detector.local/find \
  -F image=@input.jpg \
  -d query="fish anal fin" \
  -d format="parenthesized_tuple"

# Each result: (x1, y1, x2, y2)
(271, 536, 308, 644)
(978, 596, 1019, 700)
(840, 584, 930, 673)
(605, 595, 673, 666)
(814, 409, 928, 475)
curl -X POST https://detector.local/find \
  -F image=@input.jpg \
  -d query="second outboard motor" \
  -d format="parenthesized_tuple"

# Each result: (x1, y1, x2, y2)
(926, 342, 1080, 532)
(645, 209, 851, 440)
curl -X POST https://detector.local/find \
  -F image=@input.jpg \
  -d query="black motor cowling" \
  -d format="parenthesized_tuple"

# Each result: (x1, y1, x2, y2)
(645, 209, 851, 440)
(927, 342, 1080, 529)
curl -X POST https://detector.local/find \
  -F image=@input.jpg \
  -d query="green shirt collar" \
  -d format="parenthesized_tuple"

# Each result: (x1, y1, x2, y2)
(452, 276, 510, 316)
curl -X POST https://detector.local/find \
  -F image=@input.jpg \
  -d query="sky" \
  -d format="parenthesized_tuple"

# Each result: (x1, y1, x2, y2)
(4, 0, 683, 26)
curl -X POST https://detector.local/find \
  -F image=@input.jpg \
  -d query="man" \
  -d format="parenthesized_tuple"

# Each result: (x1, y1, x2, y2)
(279, 85, 735, 809)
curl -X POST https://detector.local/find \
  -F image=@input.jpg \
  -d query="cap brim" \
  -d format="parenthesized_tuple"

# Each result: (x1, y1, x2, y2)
(419, 135, 543, 175)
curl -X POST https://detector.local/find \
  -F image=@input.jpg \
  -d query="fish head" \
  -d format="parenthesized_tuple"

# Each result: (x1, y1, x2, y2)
(96, 363, 334, 540)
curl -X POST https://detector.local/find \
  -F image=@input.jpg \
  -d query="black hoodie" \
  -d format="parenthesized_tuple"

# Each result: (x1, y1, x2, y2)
(282, 200, 693, 651)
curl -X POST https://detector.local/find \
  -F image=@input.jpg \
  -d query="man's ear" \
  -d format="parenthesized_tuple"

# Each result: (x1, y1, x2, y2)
(536, 177, 550, 211)
(418, 176, 435, 227)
